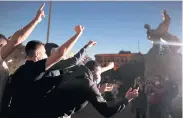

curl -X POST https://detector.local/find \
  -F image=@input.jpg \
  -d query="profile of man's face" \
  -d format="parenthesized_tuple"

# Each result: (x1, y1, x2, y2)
(35, 45, 48, 60)
(93, 66, 102, 84)
(0, 38, 7, 47)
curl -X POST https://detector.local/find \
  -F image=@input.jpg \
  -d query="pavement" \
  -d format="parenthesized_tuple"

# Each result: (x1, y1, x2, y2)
(72, 97, 182, 118)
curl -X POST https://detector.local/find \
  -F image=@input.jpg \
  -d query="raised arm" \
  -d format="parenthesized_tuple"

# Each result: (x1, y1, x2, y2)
(1, 3, 45, 60)
(59, 25, 84, 56)
(45, 25, 84, 70)
(86, 81, 139, 118)
(49, 40, 96, 70)
(101, 62, 114, 73)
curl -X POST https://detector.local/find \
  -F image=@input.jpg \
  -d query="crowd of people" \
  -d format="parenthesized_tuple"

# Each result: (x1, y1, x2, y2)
(0, 3, 140, 118)
(97, 75, 178, 118)
(0, 3, 180, 118)
(131, 75, 178, 118)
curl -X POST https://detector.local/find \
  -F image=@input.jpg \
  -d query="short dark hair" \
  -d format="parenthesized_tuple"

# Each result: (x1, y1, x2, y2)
(85, 60, 101, 72)
(45, 43, 59, 56)
(25, 40, 44, 57)
(0, 34, 7, 40)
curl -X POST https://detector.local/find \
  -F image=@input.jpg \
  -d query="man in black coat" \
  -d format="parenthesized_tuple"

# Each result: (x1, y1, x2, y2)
(40, 60, 139, 118)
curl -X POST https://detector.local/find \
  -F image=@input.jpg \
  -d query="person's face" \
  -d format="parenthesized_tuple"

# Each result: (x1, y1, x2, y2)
(93, 66, 102, 84)
(35, 45, 48, 61)
(0, 38, 7, 47)
(154, 77, 160, 86)
(155, 81, 160, 86)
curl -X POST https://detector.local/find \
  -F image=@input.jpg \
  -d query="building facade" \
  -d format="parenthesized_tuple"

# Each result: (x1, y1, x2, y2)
(95, 51, 144, 70)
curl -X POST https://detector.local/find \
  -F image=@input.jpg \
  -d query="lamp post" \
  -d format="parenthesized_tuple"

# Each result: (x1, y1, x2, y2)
(46, 1, 52, 43)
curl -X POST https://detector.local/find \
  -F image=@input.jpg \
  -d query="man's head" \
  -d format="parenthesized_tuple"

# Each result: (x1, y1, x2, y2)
(136, 76, 145, 85)
(0, 34, 7, 47)
(154, 75, 162, 86)
(144, 24, 151, 30)
(45, 43, 59, 56)
(85, 60, 102, 84)
(25, 40, 47, 62)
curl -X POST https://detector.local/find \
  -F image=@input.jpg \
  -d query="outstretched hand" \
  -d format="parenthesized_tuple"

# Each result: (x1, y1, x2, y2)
(125, 87, 139, 102)
(87, 40, 97, 47)
(35, 3, 45, 23)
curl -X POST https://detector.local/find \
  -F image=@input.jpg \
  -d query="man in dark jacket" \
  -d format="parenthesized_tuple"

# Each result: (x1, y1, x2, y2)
(44, 41, 96, 118)
(40, 60, 139, 118)
(4, 24, 85, 118)
(132, 77, 147, 118)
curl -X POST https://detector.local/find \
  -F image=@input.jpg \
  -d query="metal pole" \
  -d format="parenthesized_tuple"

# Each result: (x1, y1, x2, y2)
(46, 1, 52, 43)
(138, 40, 140, 52)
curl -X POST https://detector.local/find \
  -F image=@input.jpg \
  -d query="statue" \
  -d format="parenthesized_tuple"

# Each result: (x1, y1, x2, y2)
(144, 10, 181, 53)
(144, 9, 182, 84)
(144, 10, 182, 117)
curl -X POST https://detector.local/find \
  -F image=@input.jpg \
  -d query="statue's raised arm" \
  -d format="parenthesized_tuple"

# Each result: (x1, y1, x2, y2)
(144, 10, 170, 42)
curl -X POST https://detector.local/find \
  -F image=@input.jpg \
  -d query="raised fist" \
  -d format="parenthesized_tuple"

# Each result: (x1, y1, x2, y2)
(99, 83, 108, 93)
(75, 25, 84, 33)
(35, 3, 45, 23)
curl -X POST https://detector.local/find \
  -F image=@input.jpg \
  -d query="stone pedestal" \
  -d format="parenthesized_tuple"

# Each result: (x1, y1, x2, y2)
(144, 44, 182, 88)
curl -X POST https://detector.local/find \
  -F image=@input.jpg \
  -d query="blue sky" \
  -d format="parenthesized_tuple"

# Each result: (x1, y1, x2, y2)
(0, 1, 182, 58)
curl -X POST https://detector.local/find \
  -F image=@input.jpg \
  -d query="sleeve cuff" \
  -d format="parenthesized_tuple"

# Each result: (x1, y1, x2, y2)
(122, 97, 129, 106)
(84, 44, 89, 49)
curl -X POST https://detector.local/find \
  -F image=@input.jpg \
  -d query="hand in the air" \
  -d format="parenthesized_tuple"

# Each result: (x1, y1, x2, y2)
(105, 83, 114, 92)
(75, 25, 84, 34)
(125, 87, 139, 102)
(108, 62, 114, 69)
(99, 83, 113, 93)
(35, 3, 45, 23)
(99, 83, 108, 93)
(87, 40, 97, 47)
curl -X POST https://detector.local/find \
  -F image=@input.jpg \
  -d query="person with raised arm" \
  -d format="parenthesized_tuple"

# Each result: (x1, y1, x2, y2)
(39, 60, 139, 118)
(47, 40, 96, 71)
(8, 21, 84, 117)
(43, 40, 96, 118)
(0, 3, 45, 112)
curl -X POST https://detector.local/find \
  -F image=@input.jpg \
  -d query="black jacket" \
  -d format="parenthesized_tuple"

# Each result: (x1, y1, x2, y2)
(44, 65, 129, 118)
